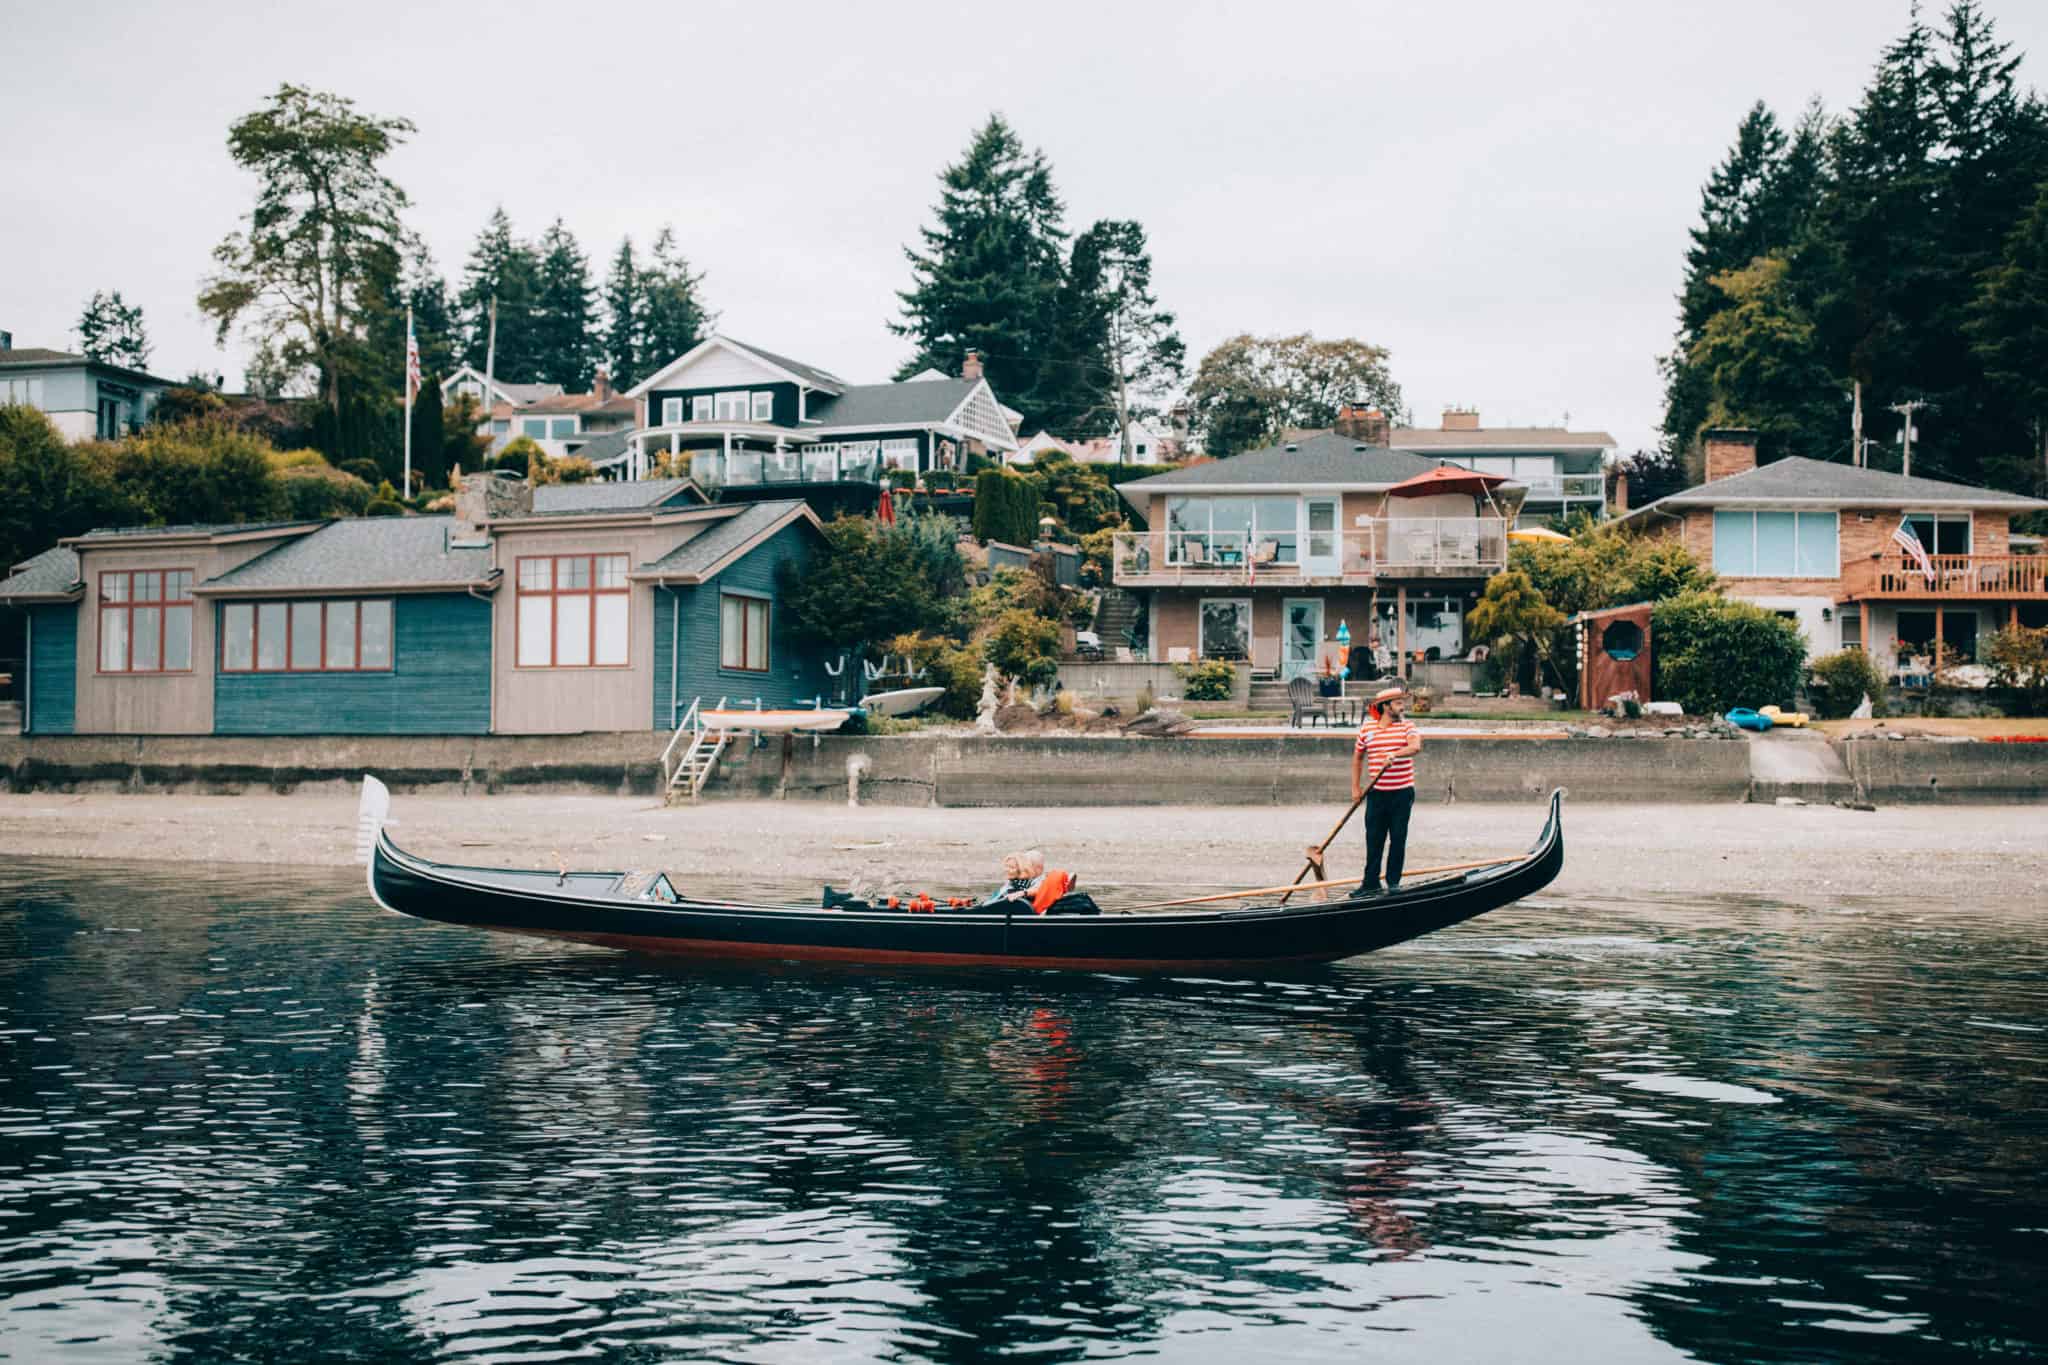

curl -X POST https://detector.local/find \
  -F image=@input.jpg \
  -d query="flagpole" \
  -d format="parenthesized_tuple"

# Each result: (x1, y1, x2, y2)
(403, 305, 415, 500)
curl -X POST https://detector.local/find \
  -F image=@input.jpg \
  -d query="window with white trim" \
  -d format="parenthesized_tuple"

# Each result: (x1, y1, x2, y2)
(1712, 510, 1838, 577)
(1903, 511, 1971, 556)
(516, 554, 629, 668)
(1840, 610, 1862, 652)
(751, 391, 773, 422)
(881, 438, 919, 472)
(551, 417, 576, 439)
(219, 599, 392, 672)
(662, 398, 683, 424)
(691, 395, 714, 422)
(720, 593, 770, 672)
(715, 391, 750, 421)
(1, 377, 47, 406)
(522, 417, 548, 438)
(99, 570, 194, 673)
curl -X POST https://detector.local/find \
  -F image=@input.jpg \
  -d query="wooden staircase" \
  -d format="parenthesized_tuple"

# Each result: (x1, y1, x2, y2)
(660, 697, 730, 802)
(1094, 588, 1143, 654)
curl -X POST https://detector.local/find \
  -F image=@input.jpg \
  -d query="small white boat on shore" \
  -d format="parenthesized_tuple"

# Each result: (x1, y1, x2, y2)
(859, 686, 945, 718)
(702, 707, 852, 734)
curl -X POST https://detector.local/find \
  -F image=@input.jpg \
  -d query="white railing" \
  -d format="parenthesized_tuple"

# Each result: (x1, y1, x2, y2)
(1517, 474, 1605, 501)
(662, 695, 730, 801)
(691, 448, 882, 488)
(1112, 518, 1506, 585)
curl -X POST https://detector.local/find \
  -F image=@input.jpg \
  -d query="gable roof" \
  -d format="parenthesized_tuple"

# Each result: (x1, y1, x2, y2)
(1118, 433, 1448, 497)
(808, 377, 979, 428)
(530, 479, 698, 514)
(442, 365, 563, 407)
(1615, 456, 2048, 524)
(200, 516, 495, 593)
(626, 334, 847, 399)
(636, 500, 821, 582)
(67, 520, 321, 545)
(0, 546, 82, 601)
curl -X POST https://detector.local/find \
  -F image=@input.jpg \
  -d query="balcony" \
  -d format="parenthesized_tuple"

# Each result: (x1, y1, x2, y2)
(1842, 553, 2048, 600)
(691, 445, 881, 488)
(1112, 518, 1507, 588)
(1516, 473, 1605, 502)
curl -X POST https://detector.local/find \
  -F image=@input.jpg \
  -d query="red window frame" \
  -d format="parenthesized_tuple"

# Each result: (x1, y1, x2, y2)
(218, 599, 394, 673)
(97, 569, 195, 674)
(720, 592, 771, 673)
(514, 554, 630, 669)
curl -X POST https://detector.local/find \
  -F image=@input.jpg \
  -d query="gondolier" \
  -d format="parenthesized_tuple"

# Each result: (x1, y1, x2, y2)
(1351, 684, 1421, 895)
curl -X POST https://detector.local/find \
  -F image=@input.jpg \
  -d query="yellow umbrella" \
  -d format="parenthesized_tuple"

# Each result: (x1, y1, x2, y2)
(1507, 526, 1571, 544)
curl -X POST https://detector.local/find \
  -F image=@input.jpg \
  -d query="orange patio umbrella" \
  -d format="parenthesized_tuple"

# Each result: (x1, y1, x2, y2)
(1383, 465, 1513, 499)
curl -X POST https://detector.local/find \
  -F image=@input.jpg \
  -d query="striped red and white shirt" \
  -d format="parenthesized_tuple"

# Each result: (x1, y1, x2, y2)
(1354, 718, 1418, 790)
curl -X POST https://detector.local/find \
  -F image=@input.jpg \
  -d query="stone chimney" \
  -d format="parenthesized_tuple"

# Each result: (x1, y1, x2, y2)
(961, 349, 983, 382)
(592, 366, 612, 402)
(1610, 467, 1629, 514)
(451, 470, 532, 547)
(1702, 427, 1759, 483)
(1441, 407, 1480, 431)
(1334, 404, 1391, 446)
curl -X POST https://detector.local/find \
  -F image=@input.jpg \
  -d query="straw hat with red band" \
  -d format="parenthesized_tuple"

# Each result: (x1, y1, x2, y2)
(1366, 684, 1408, 720)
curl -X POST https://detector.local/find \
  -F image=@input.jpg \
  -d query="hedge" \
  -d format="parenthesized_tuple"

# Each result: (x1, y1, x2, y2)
(1651, 591, 1805, 717)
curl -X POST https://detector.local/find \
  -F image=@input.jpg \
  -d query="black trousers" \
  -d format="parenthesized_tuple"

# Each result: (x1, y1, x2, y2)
(1362, 786, 1415, 889)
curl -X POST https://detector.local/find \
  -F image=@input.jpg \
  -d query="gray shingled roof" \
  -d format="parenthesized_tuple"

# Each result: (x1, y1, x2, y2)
(807, 378, 975, 429)
(723, 337, 847, 393)
(570, 429, 632, 469)
(72, 520, 319, 543)
(202, 517, 493, 592)
(1389, 426, 1617, 449)
(530, 479, 697, 514)
(640, 501, 813, 579)
(1119, 433, 1448, 492)
(0, 546, 82, 600)
(1618, 456, 2048, 522)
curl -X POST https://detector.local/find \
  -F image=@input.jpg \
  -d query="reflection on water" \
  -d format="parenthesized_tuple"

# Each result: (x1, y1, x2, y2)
(1, 861, 2043, 1362)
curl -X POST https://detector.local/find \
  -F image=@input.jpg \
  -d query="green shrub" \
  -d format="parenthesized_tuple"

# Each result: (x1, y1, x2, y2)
(278, 464, 371, 520)
(1176, 658, 1237, 701)
(340, 458, 383, 485)
(931, 643, 987, 719)
(494, 436, 544, 478)
(984, 609, 1061, 688)
(1651, 590, 1805, 717)
(1984, 625, 2048, 715)
(364, 497, 404, 518)
(972, 468, 1040, 546)
(1808, 648, 1889, 719)
(267, 447, 329, 472)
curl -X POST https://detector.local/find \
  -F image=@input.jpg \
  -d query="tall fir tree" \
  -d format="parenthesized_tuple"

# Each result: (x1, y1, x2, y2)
(457, 207, 546, 384)
(602, 238, 643, 389)
(1968, 180, 2048, 494)
(1063, 220, 1184, 454)
(894, 115, 1073, 432)
(77, 291, 152, 369)
(534, 219, 596, 391)
(408, 372, 447, 492)
(637, 227, 712, 372)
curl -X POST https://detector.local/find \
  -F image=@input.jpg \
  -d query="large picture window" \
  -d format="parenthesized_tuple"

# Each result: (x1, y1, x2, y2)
(1713, 510, 1838, 577)
(1903, 512, 1971, 556)
(517, 554, 629, 668)
(720, 593, 770, 672)
(715, 391, 750, 421)
(219, 599, 392, 672)
(1166, 497, 1301, 565)
(99, 570, 194, 673)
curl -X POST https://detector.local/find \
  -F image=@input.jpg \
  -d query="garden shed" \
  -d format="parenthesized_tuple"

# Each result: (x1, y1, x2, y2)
(1571, 602, 1653, 712)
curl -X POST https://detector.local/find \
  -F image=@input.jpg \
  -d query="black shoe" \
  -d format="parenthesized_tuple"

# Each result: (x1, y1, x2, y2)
(1351, 881, 1382, 898)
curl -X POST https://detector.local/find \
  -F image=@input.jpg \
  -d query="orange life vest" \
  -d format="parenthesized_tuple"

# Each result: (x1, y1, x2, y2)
(1030, 870, 1075, 914)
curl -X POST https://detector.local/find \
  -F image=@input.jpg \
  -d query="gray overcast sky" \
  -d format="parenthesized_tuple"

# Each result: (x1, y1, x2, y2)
(5, 0, 2046, 453)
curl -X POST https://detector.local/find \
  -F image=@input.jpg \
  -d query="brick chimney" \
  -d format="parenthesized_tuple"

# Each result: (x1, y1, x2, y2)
(1441, 407, 1480, 431)
(1702, 427, 1759, 483)
(451, 469, 532, 547)
(1334, 404, 1391, 446)
(961, 349, 983, 382)
(592, 366, 611, 402)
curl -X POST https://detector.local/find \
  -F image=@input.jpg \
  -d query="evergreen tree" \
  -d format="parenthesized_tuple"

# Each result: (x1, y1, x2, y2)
(602, 238, 643, 389)
(534, 219, 596, 391)
(408, 372, 447, 492)
(894, 115, 1073, 431)
(1062, 220, 1184, 455)
(637, 226, 712, 372)
(1969, 179, 2048, 493)
(1686, 255, 1841, 464)
(77, 290, 152, 369)
(457, 207, 546, 383)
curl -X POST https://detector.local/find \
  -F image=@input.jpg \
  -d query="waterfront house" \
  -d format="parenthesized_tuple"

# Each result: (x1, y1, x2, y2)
(1614, 428, 2048, 669)
(1291, 407, 1613, 527)
(619, 335, 1019, 517)
(0, 476, 828, 738)
(1011, 420, 1177, 468)
(441, 365, 563, 413)
(1110, 432, 1521, 680)
(0, 340, 174, 440)
(480, 368, 638, 462)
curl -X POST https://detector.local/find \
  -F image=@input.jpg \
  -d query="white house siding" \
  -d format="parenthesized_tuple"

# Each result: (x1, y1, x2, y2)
(1726, 593, 1837, 662)
(661, 346, 787, 390)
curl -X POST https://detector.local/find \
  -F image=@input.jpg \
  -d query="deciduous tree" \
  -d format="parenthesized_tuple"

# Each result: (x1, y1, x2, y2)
(1064, 220, 1184, 458)
(1188, 333, 1404, 456)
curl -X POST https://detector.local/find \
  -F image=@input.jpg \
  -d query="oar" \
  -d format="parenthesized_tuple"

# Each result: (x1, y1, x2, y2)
(1279, 751, 1396, 904)
(1120, 856, 1520, 912)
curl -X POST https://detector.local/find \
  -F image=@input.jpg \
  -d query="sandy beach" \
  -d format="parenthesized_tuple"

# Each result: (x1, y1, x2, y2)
(3, 791, 2042, 906)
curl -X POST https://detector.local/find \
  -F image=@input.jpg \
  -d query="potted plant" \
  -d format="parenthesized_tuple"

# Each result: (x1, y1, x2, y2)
(1317, 654, 1343, 697)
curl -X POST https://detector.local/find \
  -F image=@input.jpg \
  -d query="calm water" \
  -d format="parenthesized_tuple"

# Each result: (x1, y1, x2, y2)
(2, 861, 2044, 1363)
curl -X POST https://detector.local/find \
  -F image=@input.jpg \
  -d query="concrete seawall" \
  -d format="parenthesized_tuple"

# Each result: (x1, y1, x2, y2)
(1839, 739, 2048, 803)
(0, 733, 1754, 805)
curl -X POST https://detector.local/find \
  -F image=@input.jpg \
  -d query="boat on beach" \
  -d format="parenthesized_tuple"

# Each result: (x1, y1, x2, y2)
(356, 780, 1564, 971)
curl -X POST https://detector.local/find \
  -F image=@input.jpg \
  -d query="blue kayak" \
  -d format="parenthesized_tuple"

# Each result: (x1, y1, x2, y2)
(1725, 708, 1774, 732)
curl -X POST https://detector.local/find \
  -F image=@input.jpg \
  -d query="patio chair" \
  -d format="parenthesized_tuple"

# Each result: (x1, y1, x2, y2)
(1287, 675, 1331, 729)
(1898, 654, 1933, 689)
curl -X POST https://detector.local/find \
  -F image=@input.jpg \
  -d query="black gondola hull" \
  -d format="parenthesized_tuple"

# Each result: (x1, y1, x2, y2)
(366, 790, 1564, 970)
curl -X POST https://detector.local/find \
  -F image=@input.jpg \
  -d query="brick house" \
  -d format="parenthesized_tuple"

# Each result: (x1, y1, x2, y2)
(1615, 429, 2048, 669)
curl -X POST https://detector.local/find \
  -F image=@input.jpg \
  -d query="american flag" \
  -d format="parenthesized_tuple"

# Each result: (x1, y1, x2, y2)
(405, 321, 421, 400)
(1892, 516, 1935, 585)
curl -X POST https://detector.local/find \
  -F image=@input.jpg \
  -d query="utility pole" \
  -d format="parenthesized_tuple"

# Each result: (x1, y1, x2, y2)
(1851, 381, 1863, 468)
(483, 295, 499, 456)
(1890, 399, 1928, 478)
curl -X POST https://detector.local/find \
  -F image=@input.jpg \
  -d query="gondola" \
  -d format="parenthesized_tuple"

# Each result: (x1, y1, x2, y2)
(357, 779, 1564, 971)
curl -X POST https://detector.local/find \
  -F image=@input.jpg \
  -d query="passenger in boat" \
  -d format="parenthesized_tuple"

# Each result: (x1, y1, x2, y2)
(1351, 685, 1420, 896)
(979, 852, 1100, 915)
(983, 850, 1046, 905)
